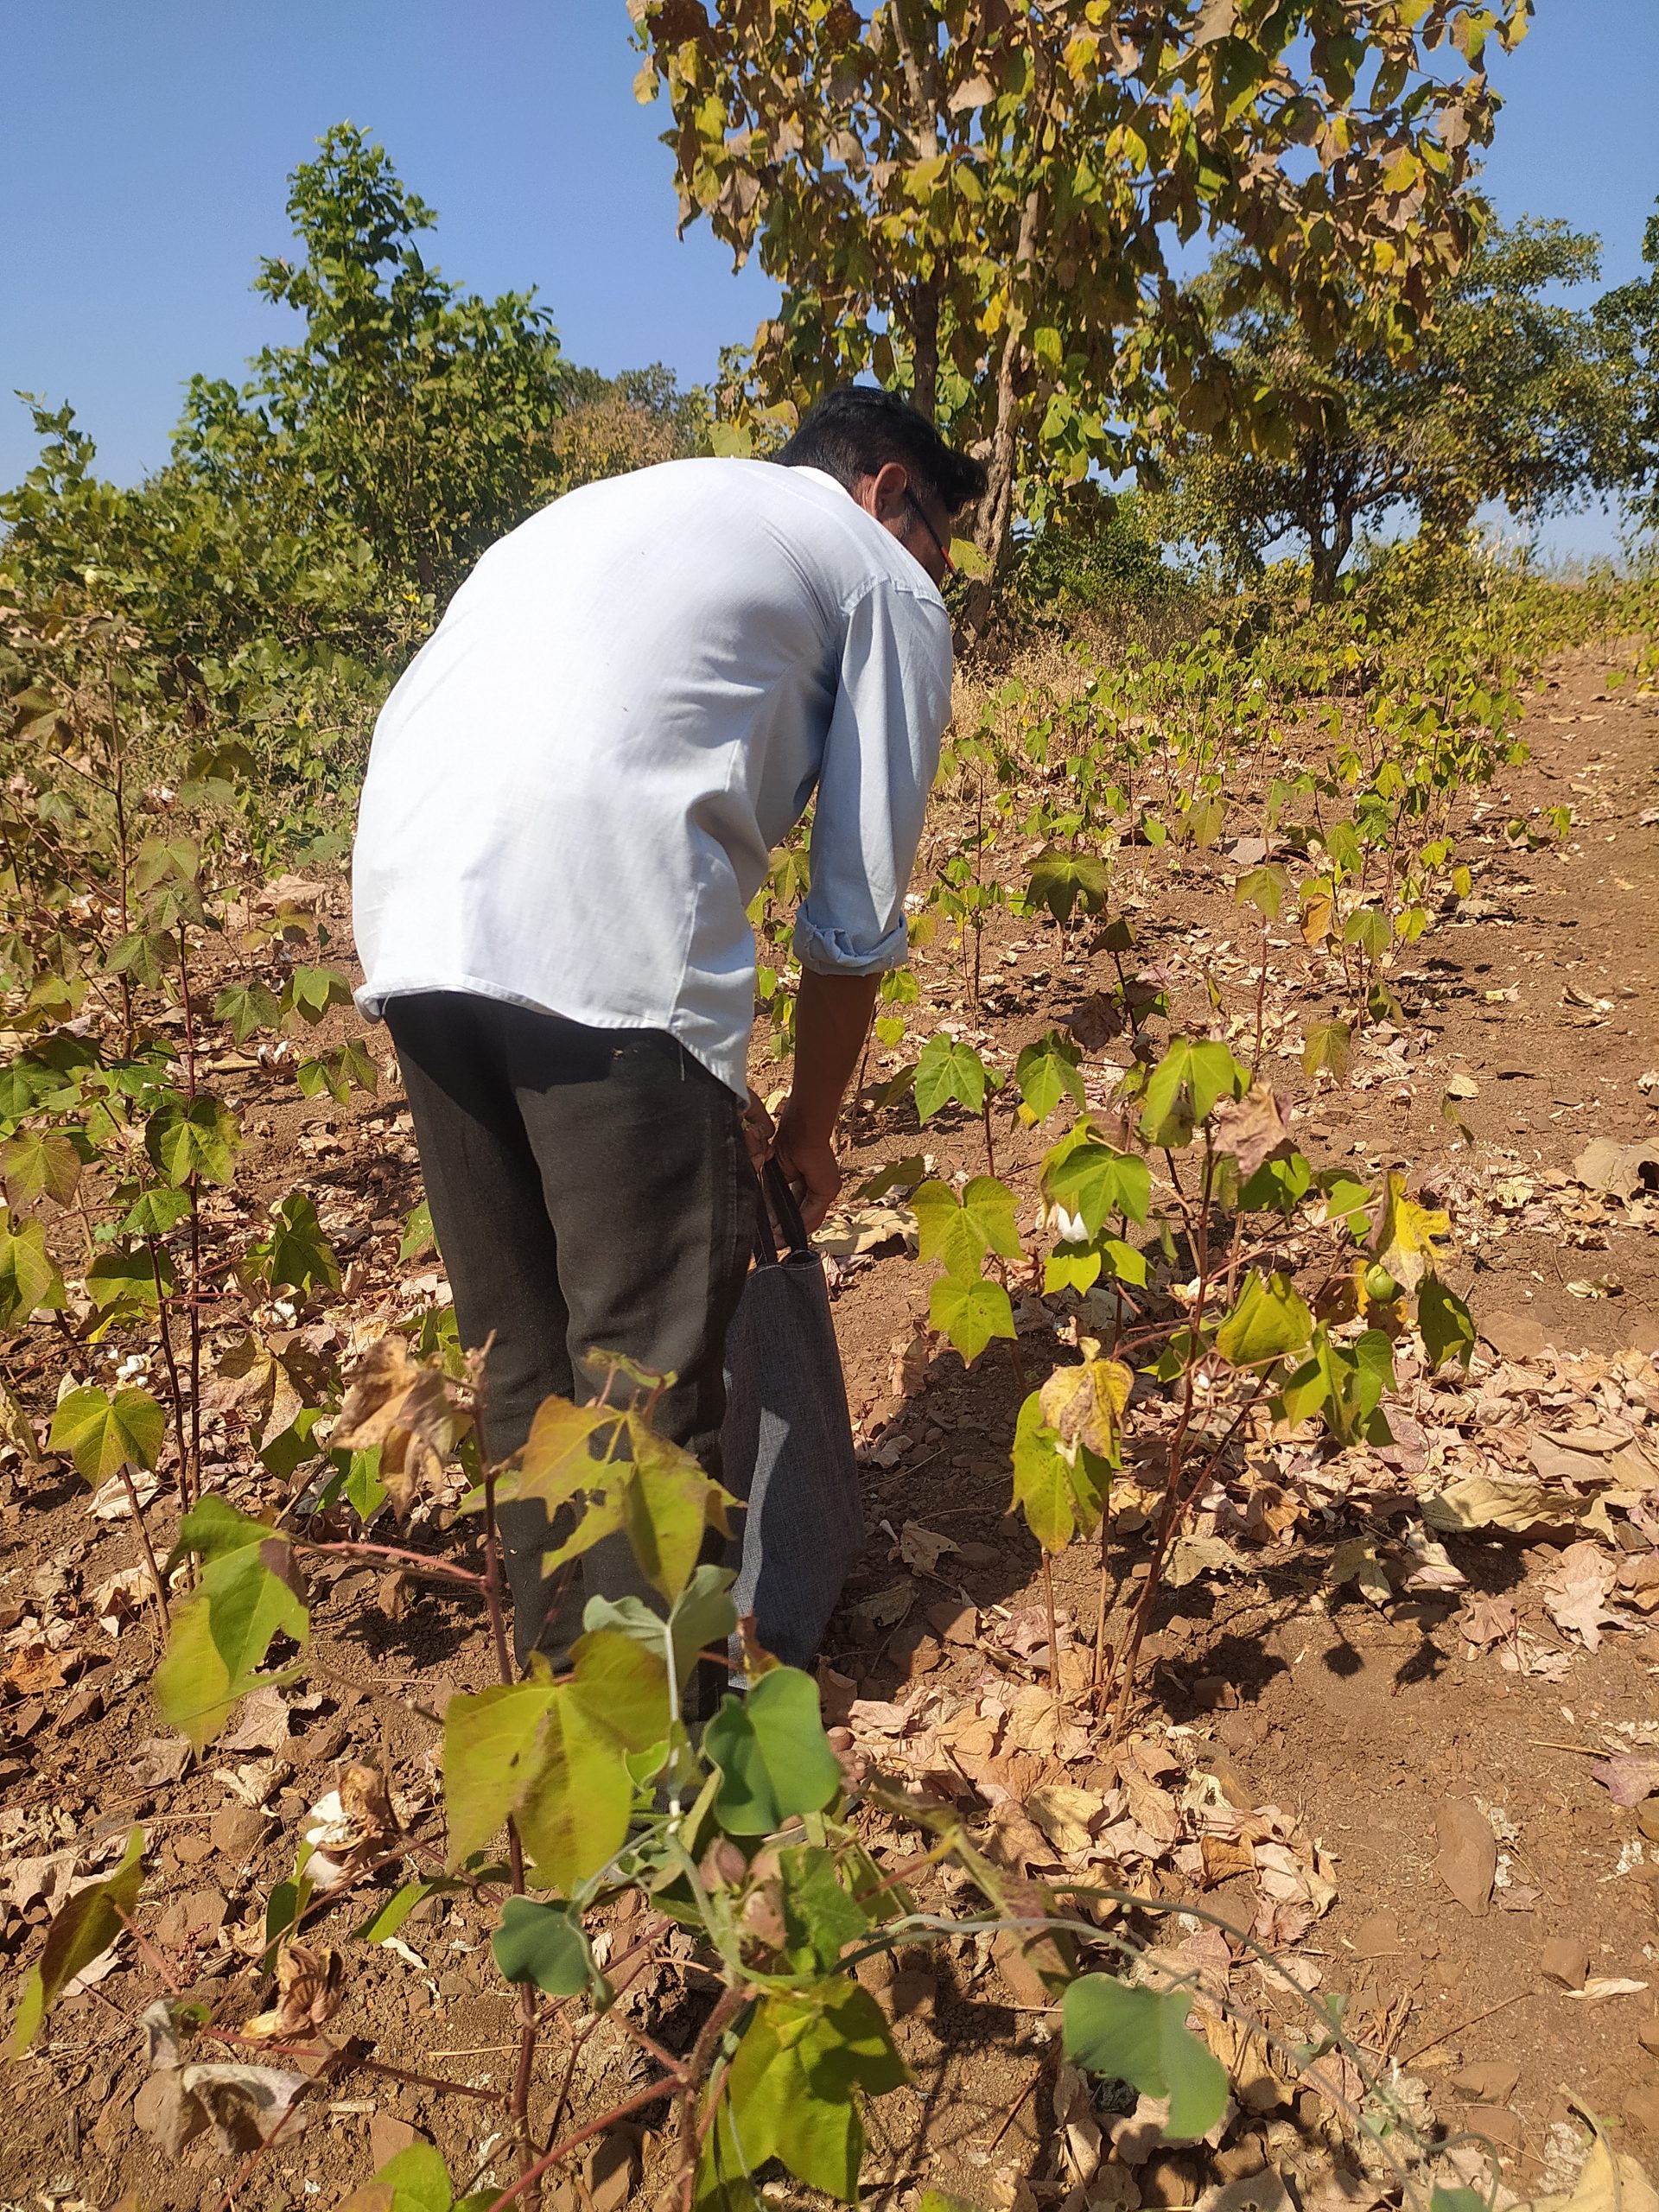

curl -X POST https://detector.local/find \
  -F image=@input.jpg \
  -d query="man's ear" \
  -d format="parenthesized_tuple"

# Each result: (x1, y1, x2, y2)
(855, 460, 911, 525)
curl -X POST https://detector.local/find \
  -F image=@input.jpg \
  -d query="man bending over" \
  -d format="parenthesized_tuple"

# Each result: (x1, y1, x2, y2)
(351, 385, 986, 1691)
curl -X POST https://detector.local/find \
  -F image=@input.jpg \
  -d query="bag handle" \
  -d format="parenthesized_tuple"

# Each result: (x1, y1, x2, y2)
(761, 1157, 814, 1262)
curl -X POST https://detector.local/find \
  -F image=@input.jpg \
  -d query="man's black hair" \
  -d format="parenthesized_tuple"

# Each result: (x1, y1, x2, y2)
(777, 385, 987, 515)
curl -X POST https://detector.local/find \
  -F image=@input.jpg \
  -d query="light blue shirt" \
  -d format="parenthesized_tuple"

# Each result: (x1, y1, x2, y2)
(352, 458, 954, 1097)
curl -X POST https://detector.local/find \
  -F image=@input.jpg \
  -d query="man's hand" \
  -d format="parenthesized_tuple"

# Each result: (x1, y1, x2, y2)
(775, 968, 882, 1234)
(773, 1108, 842, 1235)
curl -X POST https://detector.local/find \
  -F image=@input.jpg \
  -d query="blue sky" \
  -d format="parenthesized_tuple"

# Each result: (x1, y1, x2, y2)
(3, 1, 1655, 556)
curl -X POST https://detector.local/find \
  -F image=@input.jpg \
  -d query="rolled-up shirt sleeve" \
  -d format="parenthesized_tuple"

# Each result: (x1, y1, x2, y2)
(793, 578, 954, 977)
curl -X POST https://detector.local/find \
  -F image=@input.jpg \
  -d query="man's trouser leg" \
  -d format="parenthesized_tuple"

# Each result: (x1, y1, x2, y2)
(384, 993, 753, 1707)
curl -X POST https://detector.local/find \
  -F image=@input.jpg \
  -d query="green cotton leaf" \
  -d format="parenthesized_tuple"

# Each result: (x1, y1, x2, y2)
(248, 1190, 340, 1296)
(664, 1564, 740, 1688)
(704, 1666, 842, 1836)
(145, 1094, 238, 1186)
(213, 982, 283, 1044)
(152, 1586, 302, 1751)
(778, 1845, 869, 1974)
(568, 1625, 672, 1751)
(1024, 846, 1110, 925)
(1099, 1236, 1148, 1287)
(491, 1896, 602, 1999)
(1277, 1328, 1395, 1451)
(911, 1176, 1020, 1279)
(49, 1385, 167, 1482)
(442, 1682, 555, 1868)
(354, 1878, 450, 1945)
(1, 1127, 85, 1205)
(1238, 1151, 1313, 1216)
(200, 1532, 308, 1683)
(1045, 1241, 1102, 1294)
(1315, 1169, 1373, 1236)
(1014, 1033, 1086, 1127)
(1302, 1019, 1353, 1081)
(340, 1445, 388, 1519)
(86, 1239, 172, 1313)
(704, 1986, 905, 2203)
(1140, 1038, 1244, 1148)
(1043, 1141, 1151, 1236)
(580, 1563, 738, 1692)
(928, 1274, 1015, 1363)
(10, 1827, 143, 2055)
(1214, 1271, 1313, 1370)
(134, 832, 201, 893)
(0, 1058, 54, 1121)
(1428, 2191, 1488, 2212)
(105, 928, 175, 988)
(619, 1427, 737, 1603)
(1342, 906, 1390, 959)
(1234, 863, 1287, 921)
(1011, 1394, 1081, 1554)
(170, 1493, 275, 1565)
(0, 1211, 66, 1322)
(399, 1199, 436, 1262)
(1417, 1275, 1476, 1370)
(516, 1681, 634, 1893)
(120, 1185, 193, 1237)
(913, 1033, 993, 1122)
(1062, 1975, 1227, 2141)
(366, 2143, 454, 2212)
(283, 963, 353, 1027)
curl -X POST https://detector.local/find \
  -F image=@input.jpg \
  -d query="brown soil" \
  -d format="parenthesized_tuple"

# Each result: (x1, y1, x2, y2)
(3, 646, 1657, 2211)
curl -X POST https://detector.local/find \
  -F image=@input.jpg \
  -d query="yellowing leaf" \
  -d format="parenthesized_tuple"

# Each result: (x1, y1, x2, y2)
(1371, 1172, 1449, 1294)
(1038, 1357, 1130, 1466)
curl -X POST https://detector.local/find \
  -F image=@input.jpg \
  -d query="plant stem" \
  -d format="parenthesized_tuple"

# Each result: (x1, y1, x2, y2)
(482, 1463, 540, 2203)
(677, 1985, 747, 2212)
(295, 1538, 486, 1590)
(1041, 1550, 1061, 1721)
(177, 926, 202, 1505)
(148, 1236, 191, 1510)
(120, 1464, 170, 1630)
(482, 2073, 684, 2212)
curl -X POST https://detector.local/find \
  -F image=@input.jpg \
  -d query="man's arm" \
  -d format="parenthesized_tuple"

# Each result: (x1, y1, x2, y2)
(773, 968, 881, 1231)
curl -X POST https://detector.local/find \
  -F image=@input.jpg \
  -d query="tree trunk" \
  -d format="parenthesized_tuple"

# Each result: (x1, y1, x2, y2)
(1308, 509, 1355, 602)
(910, 276, 940, 422)
(961, 188, 1043, 644)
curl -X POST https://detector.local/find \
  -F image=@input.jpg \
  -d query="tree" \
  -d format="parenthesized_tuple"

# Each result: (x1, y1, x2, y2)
(632, 0, 1529, 614)
(171, 123, 571, 601)
(1595, 194, 1659, 537)
(1147, 217, 1633, 596)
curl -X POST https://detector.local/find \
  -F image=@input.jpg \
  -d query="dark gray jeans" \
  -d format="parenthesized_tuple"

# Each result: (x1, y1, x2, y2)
(385, 993, 753, 1703)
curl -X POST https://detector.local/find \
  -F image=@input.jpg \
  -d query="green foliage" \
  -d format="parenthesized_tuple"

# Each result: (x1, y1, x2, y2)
(638, 0, 1526, 588)
(914, 1033, 994, 1122)
(491, 1897, 605, 1999)
(1154, 219, 1637, 598)
(1024, 847, 1110, 925)
(1215, 1270, 1313, 1371)
(704, 1666, 843, 1835)
(154, 1501, 310, 1747)
(49, 1385, 166, 1483)
(701, 1986, 906, 2204)
(1140, 1039, 1245, 1148)
(929, 1273, 1016, 1363)
(1062, 1975, 1229, 2140)
(1014, 1031, 1085, 1127)
(912, 1176, 1020, 1278)
(10, 1828, 144, 2055)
